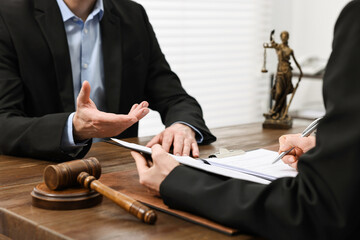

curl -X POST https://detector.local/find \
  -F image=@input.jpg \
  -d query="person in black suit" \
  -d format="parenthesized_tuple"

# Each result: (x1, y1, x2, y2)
(132, 1, 360, 239)
(0, 0, 216, 161)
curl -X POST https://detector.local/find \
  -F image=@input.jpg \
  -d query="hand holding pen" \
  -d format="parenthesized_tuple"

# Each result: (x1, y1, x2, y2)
(272, 117, 323, 167)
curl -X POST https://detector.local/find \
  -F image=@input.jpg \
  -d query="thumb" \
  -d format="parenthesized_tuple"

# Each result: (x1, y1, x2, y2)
(151, 144, 168, 160)
(77, 81, 91, 105)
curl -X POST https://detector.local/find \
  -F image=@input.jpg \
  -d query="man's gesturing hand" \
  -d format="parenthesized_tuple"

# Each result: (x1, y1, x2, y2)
(146, 123, 200, 157)
(73, 81, 149, 141)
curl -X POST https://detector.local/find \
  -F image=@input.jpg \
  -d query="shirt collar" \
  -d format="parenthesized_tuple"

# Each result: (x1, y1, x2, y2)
(56, 0, 104, 22)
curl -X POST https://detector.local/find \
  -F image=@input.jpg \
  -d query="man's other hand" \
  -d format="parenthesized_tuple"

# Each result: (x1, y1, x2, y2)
(146, 123, 199, 157)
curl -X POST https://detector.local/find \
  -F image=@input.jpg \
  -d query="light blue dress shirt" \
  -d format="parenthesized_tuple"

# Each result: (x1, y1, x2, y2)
(57, 0, 104, 152)
(57, 0, 203, 154)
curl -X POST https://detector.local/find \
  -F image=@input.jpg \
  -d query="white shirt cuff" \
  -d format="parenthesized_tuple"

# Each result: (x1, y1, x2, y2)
(61, 112, 88, 156)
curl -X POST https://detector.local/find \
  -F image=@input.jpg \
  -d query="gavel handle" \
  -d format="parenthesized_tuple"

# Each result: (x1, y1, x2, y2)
(78, 172, 157, 224)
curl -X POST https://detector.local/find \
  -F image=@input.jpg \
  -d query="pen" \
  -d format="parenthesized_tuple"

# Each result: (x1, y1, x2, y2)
(272, 117, 323, 164)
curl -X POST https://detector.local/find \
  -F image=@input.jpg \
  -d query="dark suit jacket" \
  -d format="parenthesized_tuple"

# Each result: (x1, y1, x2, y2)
(160, 1, 360, 239)
(0, 0, 216, 161)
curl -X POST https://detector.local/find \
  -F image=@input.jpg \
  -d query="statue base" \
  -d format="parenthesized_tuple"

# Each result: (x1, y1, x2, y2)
(262, 113, 293, 129)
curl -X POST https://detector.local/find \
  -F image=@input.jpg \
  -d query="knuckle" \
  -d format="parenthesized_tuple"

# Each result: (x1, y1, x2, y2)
(152, 151, 161, 158)
(152, 150, 165, 159)
(164, 130, 174, 137)
(177, 131, 185, 138)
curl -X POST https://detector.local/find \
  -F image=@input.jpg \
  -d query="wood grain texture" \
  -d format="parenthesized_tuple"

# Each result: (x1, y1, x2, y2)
(0, 123, 305, 239)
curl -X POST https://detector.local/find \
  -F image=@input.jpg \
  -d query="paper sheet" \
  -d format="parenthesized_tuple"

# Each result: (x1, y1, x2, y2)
(205, 149, 298, 181)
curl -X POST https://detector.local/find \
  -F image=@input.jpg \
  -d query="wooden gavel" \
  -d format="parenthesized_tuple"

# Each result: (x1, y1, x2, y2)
(43, 157, 157, 224)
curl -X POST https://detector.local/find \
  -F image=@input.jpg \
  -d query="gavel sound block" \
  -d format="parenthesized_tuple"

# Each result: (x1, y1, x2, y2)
(31, 158, 157, 224)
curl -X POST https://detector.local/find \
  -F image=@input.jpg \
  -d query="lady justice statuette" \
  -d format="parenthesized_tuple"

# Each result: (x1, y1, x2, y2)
(261, 30, 303, 129)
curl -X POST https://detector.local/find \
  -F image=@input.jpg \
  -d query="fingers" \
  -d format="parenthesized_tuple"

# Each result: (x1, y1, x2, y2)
(280, 153, 298, 169)
(151, 144, 168, 158)
(177, 139, 198, 157)
(161, 132, 174, 153)
(282, 155, 297, 165)
(171, 137, 199, 157)
(129, 101, 148, 114)
(97, 111, 137, 126)
(146, 134, 161, 148)
(278, 135, 291, 152)
(191, 142, 200, 158)
(77, 81, 91, 106)
(129, 101, 149, 120)
(130, 103, 138, 113)
(173, 134, 184, 156)
(131, 151, 149, 175)
(288, 161, 298, 170)
(141, 101, 149, 108)
(182, 139, 191, 156)
(278, 133, 310, 169)
(151, 144, 180, 172)
(129, 107, 148, 121)
(148, 124, 199, 157)
(278, 134, 301, 152)
(138, 108, 149, 120)
(87, 112, 137, 138)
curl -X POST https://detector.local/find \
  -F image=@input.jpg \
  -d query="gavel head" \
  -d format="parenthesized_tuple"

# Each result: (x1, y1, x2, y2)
(44, 157, 101, 190)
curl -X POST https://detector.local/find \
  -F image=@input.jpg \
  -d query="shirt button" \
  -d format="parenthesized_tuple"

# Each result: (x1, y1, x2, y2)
(84, 28, 88, 34)
(83, 63, 88, 69)
(73, 17, 78, 22)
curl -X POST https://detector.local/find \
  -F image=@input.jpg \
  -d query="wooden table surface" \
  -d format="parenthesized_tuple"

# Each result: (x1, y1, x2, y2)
(0, 122, 304, 240)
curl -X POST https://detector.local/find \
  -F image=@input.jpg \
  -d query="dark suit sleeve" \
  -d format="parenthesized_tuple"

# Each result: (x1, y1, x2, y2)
(138, 5, 216, 144)
(160, 2, 360, 239)
(0, 12, 90, 161)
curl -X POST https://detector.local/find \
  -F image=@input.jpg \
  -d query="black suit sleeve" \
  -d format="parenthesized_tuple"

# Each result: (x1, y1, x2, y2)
(160, 1, 360, 239)
(138, 5, 216, 144)
(0, 12, 90, 161)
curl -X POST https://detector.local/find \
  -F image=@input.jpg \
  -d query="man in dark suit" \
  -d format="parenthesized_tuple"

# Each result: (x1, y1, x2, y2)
(0, 0, 216, 161)
(132, 1, 360, 239)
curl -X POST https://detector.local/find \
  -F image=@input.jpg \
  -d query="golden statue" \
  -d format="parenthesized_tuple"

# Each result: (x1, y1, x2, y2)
(261, 30, 303, 129)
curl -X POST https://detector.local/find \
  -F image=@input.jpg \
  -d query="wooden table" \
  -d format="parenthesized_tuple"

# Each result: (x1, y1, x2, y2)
(0, 123, 303, 240)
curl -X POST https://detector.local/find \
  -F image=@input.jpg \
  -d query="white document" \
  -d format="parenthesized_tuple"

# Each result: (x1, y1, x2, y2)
(111, 138, 152, 155)
(110, 138, 297, 185)
(204, 149, 298, 181)
(174, 155, 271, 184)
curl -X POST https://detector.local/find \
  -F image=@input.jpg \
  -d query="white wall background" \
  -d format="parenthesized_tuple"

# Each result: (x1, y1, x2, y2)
(269, 0, 350, 117)
(272, 0, 349, 58)
(136, 0, 351, 137)
(137, 0, 271, 137)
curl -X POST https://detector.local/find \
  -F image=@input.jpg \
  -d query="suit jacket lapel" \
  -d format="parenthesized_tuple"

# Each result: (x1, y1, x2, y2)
(101, 0, 122, 113)
(34, 0, 75, 112)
